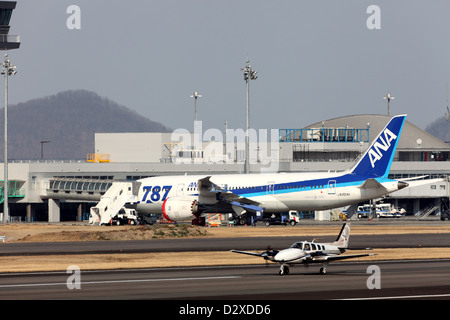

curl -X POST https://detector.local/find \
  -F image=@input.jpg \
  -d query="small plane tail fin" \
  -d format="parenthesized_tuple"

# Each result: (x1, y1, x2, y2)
(332, 222, 351, 248)
(349, 115, 406, 178)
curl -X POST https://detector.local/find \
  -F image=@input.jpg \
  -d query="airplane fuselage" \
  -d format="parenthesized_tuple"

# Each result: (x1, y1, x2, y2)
(273, 242, 343, 265)
(135, 171, 403, 216)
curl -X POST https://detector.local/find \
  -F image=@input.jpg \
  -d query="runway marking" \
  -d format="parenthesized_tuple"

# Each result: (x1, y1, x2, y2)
(341, 293, 450, 300)
(0, 275, 241, 289)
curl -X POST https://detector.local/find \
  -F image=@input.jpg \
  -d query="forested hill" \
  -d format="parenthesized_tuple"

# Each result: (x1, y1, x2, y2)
(0, 90, 171, 160)
(1, 89, 448, 161)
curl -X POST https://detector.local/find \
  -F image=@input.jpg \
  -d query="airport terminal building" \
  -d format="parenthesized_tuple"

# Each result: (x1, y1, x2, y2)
(1, 114, 449, 222)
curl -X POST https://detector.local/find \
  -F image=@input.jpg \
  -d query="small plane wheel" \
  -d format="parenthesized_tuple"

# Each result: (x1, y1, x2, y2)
(320, 267, 327, 275)
(279, 265, 289, 276)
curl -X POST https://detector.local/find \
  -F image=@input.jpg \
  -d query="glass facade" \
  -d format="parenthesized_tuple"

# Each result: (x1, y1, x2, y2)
(279, 127, 369, 143)
(0, 8, 12, 26)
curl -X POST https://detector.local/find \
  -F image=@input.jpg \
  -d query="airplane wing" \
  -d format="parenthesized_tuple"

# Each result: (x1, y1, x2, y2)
(400, 178, 444, 188)
(231, 249, 277, 260)
(198, 176, 218, 192)
(320, 253, 375, 262)
(198, 176, 264, 212)
(230, 250, 266, 257)
(359, 178, 388, 192)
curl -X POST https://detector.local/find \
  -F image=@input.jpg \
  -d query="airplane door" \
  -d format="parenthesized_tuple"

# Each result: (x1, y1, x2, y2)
(176, 184, 185, 196)
(328, 180, 336, 195)
(267, 182, 275, 194)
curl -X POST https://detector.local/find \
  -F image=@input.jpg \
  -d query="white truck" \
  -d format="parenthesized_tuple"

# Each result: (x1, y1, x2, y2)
(262, 210, 301, 226)
(356, 203, 405, 219)
(110, 207, 139, 225)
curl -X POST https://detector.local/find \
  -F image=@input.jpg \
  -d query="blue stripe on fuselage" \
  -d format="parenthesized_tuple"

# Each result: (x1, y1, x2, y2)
(228, 174, 379, 198)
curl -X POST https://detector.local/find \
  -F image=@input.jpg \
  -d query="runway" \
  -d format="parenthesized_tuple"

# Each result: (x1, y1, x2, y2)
(2, 223, 450, 303)
(1, 233, 450, 256)
(1, 260, 450, 301)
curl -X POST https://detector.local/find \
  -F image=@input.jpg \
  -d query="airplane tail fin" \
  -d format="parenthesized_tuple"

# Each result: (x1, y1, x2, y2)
(332, 222, 350, 248)
(349, 115, 407, 178)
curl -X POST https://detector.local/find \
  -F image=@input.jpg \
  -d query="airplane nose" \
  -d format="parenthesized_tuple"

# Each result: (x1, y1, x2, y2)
(398, 181, 409, 190)
(274, 252, 285, 262)
(274, 249, 305, 263)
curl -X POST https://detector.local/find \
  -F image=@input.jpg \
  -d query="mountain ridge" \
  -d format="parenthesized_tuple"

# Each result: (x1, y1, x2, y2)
(0, 90, 171, 160)
(0, 89, 447, 161)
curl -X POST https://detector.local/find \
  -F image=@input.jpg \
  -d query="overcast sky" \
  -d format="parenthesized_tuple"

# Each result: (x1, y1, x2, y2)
(7, 0, 450, 133)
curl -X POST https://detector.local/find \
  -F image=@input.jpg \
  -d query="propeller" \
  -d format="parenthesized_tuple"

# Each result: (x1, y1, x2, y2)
(265, 245, 278, 256)
(262, 245, 278, 260)
(262, 245, 278, 265)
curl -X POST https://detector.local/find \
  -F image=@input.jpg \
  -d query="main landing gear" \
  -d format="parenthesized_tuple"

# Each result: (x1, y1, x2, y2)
(320, 262, 328, 275)
(278, 262, 329, 275)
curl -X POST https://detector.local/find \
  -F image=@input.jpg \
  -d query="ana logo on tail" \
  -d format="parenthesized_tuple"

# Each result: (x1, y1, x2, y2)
(350, 114, 406, 178)
(368, 128, 397, 168)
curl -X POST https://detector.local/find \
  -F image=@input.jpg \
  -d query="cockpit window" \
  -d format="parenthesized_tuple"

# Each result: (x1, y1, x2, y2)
(290, 242, 303, 249)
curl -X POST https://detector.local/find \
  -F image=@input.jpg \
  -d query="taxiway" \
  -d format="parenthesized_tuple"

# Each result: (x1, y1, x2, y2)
(1, 260, 450, 300)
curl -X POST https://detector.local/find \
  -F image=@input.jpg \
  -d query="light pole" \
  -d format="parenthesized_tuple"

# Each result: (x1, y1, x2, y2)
(241, 60, 257, 174)
(446, 83, 449, 121)
(383, 92, 395, 116)
(2, 54, 16, 223)
(190, 91, 202, 132)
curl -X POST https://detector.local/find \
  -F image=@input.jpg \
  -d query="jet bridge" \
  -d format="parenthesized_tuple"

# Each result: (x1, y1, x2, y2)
(46, 178, 114, 201)
(45, 178, 140, 224)
(0, 180, 25, 203)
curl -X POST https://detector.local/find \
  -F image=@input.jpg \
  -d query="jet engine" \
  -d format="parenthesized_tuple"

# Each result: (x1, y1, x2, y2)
(162, 197, 199, 221)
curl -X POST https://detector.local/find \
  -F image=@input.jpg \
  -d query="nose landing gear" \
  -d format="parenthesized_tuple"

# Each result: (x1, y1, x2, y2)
(279, 264, 289, 276)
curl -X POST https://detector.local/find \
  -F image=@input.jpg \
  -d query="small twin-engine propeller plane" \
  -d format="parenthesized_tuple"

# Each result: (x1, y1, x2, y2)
(231, 222, 374, 275)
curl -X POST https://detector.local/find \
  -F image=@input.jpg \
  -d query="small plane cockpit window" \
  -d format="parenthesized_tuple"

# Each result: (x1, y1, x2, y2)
(290, 242, 303, 249)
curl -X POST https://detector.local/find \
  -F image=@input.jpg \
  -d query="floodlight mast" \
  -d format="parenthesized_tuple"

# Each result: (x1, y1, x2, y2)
(190, 91, 202, 133)
(383, 92, 395, 116)
(241, 60, 258, 174)
(190, 91, 202, 123)
(2, 54, 16, 223)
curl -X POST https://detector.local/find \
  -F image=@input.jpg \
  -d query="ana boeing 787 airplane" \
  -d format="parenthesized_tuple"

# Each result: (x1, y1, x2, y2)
(135, 115, 408, 223)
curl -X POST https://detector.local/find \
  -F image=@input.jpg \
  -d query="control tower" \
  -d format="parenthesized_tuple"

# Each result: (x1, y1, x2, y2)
(0, 1, 19, 50)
